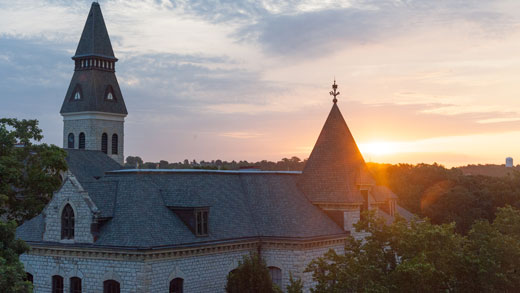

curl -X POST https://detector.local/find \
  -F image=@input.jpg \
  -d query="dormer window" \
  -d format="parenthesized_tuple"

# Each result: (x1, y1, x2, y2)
(170, 207, 209, 236)
(195, 209, 209, 236)
(105, 86, 116, 101)
(71, 84, 83, 101)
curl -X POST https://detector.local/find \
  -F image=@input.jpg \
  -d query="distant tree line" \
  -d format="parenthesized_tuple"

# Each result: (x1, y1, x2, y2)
(367, 163, 520, 234)
(124, 156, 307, 171)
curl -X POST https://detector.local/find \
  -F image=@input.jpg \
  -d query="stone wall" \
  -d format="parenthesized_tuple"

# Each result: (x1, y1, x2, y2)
(63, 118, 124, 164)
(21, 243, 344, 293)
(42, 176, 96, 244)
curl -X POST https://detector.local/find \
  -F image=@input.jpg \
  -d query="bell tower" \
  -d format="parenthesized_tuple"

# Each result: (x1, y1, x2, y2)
(60, 2, 127, 165)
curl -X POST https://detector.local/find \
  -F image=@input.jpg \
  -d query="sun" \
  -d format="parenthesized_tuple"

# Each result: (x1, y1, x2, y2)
(359, 141, 398, 156)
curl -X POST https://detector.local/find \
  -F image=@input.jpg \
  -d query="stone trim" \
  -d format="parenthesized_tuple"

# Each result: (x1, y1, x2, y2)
(26, 236, 346, 262)
(62, 112, 126, 121)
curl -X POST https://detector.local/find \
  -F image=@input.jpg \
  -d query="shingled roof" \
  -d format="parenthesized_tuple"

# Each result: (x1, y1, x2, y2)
(298, 102, 372, 204)
(60, 2, 127, 115)
(74, 2, 115, 60)
(17, 151, 346, 248)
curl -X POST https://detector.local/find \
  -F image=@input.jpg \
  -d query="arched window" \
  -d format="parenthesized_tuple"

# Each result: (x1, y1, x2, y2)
(103, 280, 120, 293)
(74, 91, 81, 100)
(112, 134, 118, 154)
(70, 277, 82, 293)
(268, 266, 282, 289)
(79, 133, 85, 149)
(52, 275, 64, 293)
(25, 272, 33, 283)
(169, 278, 183, 293)
(68, 133, 75, 149)
(101, 133, 108, 154)
(61, 204, 74, 239)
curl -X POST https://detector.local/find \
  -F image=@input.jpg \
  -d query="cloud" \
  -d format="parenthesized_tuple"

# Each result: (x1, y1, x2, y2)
(234, 0, 519, 58)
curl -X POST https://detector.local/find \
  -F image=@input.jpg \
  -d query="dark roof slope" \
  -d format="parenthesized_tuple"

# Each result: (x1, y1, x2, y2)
(18, 170, 345, 248)
(298, 103, 372, 204)
(65, 149, 122, 185)
(60, 2, 128, 115)
(60, 70, 127, 114)
(74, 2, 115, 59)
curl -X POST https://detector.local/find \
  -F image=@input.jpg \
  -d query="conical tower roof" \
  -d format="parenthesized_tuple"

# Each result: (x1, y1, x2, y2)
(74, 2, 115, 60)
(298, 83, 374, 204)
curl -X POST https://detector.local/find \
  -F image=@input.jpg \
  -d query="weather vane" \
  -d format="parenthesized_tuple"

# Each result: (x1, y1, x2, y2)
(329, 78, 340, 104)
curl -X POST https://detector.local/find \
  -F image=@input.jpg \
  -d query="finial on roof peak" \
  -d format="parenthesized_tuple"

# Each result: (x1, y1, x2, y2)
(329, 79, 340, 104)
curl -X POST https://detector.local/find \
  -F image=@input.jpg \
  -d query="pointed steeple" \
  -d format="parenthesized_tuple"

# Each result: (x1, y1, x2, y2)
(60, 2, 127, 165)
(74, 2, 116, 60)
(298, 81, 374, 204)
(60, 2, 127, 115)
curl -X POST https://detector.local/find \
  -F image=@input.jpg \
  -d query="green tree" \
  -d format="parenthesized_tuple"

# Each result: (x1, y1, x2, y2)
(286, 273, 303, 293)
(462, 206, 520, 291)
(226, 253, 279, 293)
(0, 221, 32, 293)
(0, 118, 67, 222)
(305, 211, 466, 292)
(306, 207, 520, 292)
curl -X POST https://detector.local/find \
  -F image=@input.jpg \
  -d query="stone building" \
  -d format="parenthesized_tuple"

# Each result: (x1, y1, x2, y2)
(16, 2, 412, 293)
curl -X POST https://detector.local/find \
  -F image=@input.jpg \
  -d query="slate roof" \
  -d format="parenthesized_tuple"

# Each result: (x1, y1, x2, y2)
(298, 102, 371, 204)
(65, 149, 121, 184)
(17, 151, 346, 248)
(60, 2, 128, 115)
(74, 2, 115, 60)
(60, 70, 128, 114)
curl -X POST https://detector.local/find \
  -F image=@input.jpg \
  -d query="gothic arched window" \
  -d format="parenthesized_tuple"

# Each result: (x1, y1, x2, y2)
(101, 133, 108, 154)
(169, 278, 183, 293)
(61, 204, 74, 240)
(68, 133, 75, 149)
(52, 275, 64, 293)
(112, 134, 118, 155)
(103, 280, 120, 293)
(70, 277, 82, 293)
(269, 266, 282, 289)
(79, 133, 85, 149)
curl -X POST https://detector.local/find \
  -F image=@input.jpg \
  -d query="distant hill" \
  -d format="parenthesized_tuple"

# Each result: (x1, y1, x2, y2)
(457, 164, 520, 177)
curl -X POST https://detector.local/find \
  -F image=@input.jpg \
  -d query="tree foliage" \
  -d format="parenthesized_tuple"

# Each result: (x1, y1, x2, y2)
(124, 156, 306, 171)
(0, 221, 32, 293)
(306, 207, 520, 292)
(0, 118, 67, 222)
(226, 253, 280, 293)
(368, 163, 520, 233)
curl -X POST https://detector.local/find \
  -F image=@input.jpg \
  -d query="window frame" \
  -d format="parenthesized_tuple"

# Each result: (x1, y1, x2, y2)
(111, 133, 118, 155)
(194, 208, 209, 236)
(101, 133, 108, 154)
(61, 204, 75, 240)
(71, 85, 83, 101)
(52, 275, 64, 293)
(68, 133, 75, 149)
(169, 278, 184, 293)
(268, 266, 282, 289)
(103, 280, 120, 293)
(78, 132, 85, 149)
(70, 277, 82, 293)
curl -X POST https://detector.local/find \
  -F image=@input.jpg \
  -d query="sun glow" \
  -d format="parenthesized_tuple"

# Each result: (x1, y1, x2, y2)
(359, 141, 400, 156)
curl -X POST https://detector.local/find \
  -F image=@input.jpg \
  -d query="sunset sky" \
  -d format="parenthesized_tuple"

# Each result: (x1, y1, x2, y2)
(1, 0, 520, 167)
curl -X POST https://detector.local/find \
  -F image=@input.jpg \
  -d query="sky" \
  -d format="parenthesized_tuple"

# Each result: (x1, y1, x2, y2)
(1, 0, 520, 167)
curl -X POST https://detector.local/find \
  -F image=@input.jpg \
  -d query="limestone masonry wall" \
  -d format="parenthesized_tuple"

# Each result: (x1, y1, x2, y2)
(63, 118, 124, 164)
(21, 243, 344, 293)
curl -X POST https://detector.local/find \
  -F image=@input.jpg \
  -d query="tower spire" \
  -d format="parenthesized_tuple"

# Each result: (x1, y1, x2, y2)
(329, 79, 340, 104)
